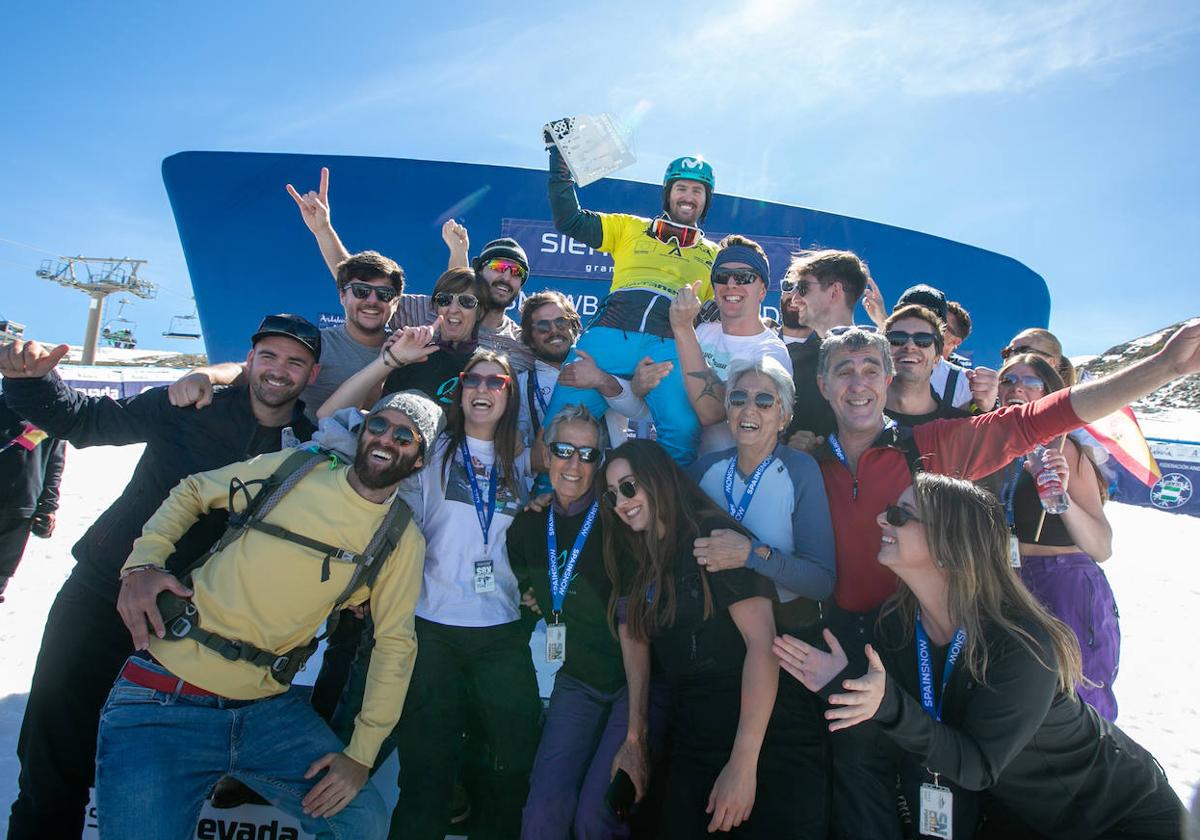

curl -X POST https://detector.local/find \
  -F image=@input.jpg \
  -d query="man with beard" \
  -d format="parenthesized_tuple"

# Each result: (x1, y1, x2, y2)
(778, 275, 814, 345)
(0, 315, 319, 839)
(95, 391, 437, 838)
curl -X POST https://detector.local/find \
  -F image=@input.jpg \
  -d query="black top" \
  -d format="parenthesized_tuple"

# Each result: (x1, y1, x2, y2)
(865, 610, 1173, 838)
(884, 400, 970, 429)
(1012, 467, 1075, 546)
(785, 334, 837, 441)
(651, 520, 776, 683)
(383, 344, 475, 408)
(507, 496, 627, 693)
(0, 393, 65, 518)
(1, 374, 315, 604)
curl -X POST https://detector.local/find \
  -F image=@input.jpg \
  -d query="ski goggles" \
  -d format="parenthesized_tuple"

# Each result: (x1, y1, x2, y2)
(459, 371, 511, 391)
(432, 292, 480, 310)
(549, 442, 601, 464)
(602, 477, 640, 508)
(482, 259, 528, 281)
(886, 330, 938, 349)
(363, 416, 419, 447)
(727, 389, 779, 409)
(883, 504, 921, 527)
(345, 282, 398, 303)
(531, 316, 576, 334)
(999, 374, 1047, 392)
(712, 269, 762, 286)
(649, 217, 703, 249)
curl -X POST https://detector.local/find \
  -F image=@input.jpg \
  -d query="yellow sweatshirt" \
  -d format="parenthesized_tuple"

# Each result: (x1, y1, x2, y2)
(123, 448, 425, 767)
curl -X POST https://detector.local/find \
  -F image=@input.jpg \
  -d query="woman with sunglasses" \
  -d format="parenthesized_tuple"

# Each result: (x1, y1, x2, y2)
(989, 353, 1120, 720)
(508, 405, 667, 839)
(687, 356, 836, 838)
(603, 439, 793, 838)
(775, 473, 1183, 839)
(317, 267, 489, 417)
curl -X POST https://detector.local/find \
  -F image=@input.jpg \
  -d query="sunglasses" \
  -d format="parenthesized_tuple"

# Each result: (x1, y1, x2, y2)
(345, 282, 398, 303)
(826, 324, 880, 336)
(649, 217, 703, 249)
(886, 330, 938, 349)
(432, 292, 480, 310)
(883, 504, 921, 527)
(1000, 344, 1052, 360)
(364, 416, 419, 447)
(459, 371, 511, 391)
(602, 478, 639, 508)
(549, 442, 601, 463)
(712, 269, 761, 286)
(999, 373, 1047, 391)
(532, 316, 575, 335)
(728, 389, 778, 409)
(483, 258, 528, 281)
(781, 277, 824, 296)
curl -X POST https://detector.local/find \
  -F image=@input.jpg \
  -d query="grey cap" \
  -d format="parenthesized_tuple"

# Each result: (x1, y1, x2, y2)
(366, 390, 445, 457)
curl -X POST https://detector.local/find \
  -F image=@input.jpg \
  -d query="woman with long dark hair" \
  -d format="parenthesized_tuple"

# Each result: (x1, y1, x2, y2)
(602, 439, 785, 838)
(776, 473, 1183, 839)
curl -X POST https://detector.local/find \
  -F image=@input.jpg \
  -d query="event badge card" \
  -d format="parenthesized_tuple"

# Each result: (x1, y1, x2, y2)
(1009, 534, 1021, 568)
(546, 622, 566, 663)
(920, 783, 953, 839)
(544, 114, 636, 188)
(474, 559, 496, 594)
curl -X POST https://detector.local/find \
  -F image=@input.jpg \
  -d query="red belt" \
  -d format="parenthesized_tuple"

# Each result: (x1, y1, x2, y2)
(121, 657, 217, 697)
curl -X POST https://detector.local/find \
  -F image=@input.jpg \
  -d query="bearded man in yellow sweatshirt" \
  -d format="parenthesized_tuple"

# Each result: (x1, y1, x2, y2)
(96, 390, 442, 839)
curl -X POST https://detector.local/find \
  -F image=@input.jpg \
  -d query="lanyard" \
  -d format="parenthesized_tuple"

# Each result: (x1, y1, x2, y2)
(527, 368, 550, 434)
(828, 418, 896, 470)
(914, 611, 967, 723)
(460, 440, 499, 550)
(998, 457, 1025, 527)
(723, 456, 775, 522)
(547, 501, 600, 617)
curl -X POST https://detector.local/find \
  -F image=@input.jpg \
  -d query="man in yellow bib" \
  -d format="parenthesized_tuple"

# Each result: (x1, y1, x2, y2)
(544, 143, 718, 464)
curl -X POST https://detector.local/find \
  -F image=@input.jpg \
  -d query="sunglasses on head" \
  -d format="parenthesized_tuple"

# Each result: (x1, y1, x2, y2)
(549, 442, 601, 464)
(602, 478, 639, 508)
(728, 389, 778, 409)
(345, 282, 398, 303)
(483, 259, 528, 281)
(649, 217, 703, 249)
(712, 269, 761, 286)
(886, 330, 937, 349)
(1000, 344, 1051, 360)
(459, 371, 511, 391)
(826, 324, 880, 337)
(883, 504, 921, 527)
(999, 373, 1047, 391)
(364, 416, 419, 447)
(432, 292, 480, 310)
(532, 316, 575, 335)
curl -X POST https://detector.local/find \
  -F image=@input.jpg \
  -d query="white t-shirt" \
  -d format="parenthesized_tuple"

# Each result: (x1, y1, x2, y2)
(694, 322, 793, 455)
(931, 358, 973, 409)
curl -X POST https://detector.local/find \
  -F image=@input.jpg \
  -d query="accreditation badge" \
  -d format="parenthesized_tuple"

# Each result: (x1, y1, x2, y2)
(473, 559, 496, 594)
(919, 782, 953, 839)
(546, 622, 566, 663)
(1009, 534, 1021, 568)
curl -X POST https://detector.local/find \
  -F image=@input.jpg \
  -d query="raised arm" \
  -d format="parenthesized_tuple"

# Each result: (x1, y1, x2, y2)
(441, 219, 470, 270)
(286, 166, 351, 281)
(1037, 440, 1113, 562)
(547, 144, 604, 249)
(317, 324, 439, 419)
(670, 284, 728, 426)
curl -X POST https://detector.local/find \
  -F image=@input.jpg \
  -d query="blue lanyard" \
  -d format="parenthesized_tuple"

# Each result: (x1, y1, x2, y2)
(998, 458, 1025, 527)
(828, 418, 896, 470)
(527, 368, 550, 433)
(459, 440, 499, 550)
(547, 501, 600, 617)
(723, 456, 775, 522)
(915, 611, 967, 723)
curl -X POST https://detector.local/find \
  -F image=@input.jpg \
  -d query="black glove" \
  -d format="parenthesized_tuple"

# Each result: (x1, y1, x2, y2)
(30, 512, 54, 539)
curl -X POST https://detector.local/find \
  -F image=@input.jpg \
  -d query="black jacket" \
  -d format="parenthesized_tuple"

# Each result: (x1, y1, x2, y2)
(785, 334, 837, 441)
(0, 394, 65, 518)
(1, 374, 315, 603)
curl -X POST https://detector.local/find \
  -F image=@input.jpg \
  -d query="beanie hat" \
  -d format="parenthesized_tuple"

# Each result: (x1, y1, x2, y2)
(896, 284, 947, 322)
(473, 238, 529, 275)
(365, 391, 445, 457)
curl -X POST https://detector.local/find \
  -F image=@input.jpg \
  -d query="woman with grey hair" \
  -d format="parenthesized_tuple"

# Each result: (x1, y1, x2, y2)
(508, 404, 667, 839)
(687, 355, 838, 838)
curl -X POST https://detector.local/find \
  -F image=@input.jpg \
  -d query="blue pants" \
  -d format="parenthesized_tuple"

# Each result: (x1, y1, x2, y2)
(545, 325, 701, 465)
(521, 672, 669, 840)
(95, 656, 388, 840)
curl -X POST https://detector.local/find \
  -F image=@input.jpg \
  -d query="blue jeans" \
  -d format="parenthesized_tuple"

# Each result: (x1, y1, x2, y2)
(545, 325, 701, 465)
(94, 656, 388, 840)
(522, 672, 669, 840)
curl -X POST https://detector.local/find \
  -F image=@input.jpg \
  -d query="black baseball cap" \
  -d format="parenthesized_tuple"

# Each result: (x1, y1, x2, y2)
(251, 314, 322, 361)
(896, 284, 947, 322)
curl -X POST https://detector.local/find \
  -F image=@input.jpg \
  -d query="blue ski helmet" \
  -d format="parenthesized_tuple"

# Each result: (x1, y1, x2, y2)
(662, 156, 714, 222)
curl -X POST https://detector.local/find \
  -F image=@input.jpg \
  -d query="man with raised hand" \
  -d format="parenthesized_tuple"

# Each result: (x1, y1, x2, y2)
(0, 315, 319, 839)
(95, 391, 436, 838)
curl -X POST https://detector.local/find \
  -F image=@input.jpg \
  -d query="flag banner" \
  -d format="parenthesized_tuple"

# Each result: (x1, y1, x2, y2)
(1082, 406, 1161, 487)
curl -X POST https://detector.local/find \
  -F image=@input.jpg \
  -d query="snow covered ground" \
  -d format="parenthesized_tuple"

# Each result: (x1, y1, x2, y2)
(1, 441, 1198, 836)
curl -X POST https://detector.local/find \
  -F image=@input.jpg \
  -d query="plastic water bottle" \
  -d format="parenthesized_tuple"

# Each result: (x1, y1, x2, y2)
(1032, 445, 1070, 514)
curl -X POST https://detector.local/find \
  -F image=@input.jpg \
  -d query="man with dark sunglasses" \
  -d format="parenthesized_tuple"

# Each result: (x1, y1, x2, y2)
(882, 304, 971, 428)
(0, 316, 319, 838)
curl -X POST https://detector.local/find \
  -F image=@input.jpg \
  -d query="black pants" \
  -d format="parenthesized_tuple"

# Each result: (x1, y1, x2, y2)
(309, 610, 365, 722)
(8, 570, 132, 839)
(0, 516, 34, 581)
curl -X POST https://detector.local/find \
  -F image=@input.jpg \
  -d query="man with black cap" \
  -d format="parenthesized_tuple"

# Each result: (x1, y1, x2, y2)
(94, 391, 437, 838)
(0, 315, 320, 839)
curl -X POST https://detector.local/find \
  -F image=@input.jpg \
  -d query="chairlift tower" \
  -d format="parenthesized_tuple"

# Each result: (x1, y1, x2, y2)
(35, 256, 157, 364)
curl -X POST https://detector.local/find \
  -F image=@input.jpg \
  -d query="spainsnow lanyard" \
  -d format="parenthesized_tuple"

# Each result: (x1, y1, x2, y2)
(527, 368, 550, 434)
(547, 501, 600, 619)
(828, 418, 897, 470)
(914, 611, 967, 723)
(723, 456, 775, 522)
(459, 440, 499, 550)
(998, 457, 1026, 527)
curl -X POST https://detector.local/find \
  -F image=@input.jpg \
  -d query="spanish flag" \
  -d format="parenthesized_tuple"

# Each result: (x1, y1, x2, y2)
(1082, 407, 1161, 487)
(3, 422, 49, 453)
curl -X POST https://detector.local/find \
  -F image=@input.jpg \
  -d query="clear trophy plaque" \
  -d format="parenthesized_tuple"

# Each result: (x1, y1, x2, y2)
(544, 114, 636, 187)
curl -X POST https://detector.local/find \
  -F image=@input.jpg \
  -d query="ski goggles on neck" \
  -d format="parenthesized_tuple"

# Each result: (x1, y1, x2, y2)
(712, 269, 762, 286)
(999, 374, 1047, 391)
(363, 416, 419, 447)
(649, 217, 703, 249)
(602, 477, 640, 507)
(482, 259, 528, 281)
(549, 442, 601, 463)
(345, 282, 398, 302)
(459, 371, 511, 391)
(886, 330, 938, 349)
(728, 389, 779, 409)
(432, 292, 480, 310)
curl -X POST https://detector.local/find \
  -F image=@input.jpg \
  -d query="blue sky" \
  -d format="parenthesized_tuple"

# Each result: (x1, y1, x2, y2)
(2, 0, 1198, 357)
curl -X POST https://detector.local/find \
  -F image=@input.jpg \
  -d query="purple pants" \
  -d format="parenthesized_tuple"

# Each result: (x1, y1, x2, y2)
(1019, 552, 1121, 720)
(521, 671, 669, 840)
